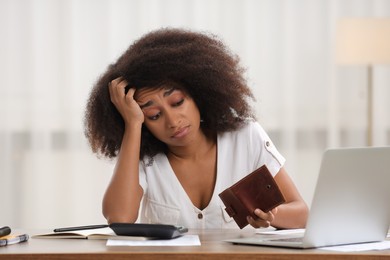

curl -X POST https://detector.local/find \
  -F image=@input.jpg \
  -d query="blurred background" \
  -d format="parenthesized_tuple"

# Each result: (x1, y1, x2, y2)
(1, 0, 389, 229)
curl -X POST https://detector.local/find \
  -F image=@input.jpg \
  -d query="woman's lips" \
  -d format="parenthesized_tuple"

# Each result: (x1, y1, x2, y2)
(172, 126, 189, 138)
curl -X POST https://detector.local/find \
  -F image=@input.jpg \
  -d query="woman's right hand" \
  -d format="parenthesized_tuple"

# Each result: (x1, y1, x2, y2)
(108, 77, 144, 126)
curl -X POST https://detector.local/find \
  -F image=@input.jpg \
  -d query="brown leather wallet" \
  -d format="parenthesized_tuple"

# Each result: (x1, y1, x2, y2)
(219, 165, 286, 229)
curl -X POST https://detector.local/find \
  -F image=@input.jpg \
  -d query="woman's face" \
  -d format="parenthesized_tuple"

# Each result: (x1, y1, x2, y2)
(135, 85, 202, 147)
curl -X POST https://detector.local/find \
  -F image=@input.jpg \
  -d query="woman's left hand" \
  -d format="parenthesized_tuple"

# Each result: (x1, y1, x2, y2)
(247, 207, 278, 228)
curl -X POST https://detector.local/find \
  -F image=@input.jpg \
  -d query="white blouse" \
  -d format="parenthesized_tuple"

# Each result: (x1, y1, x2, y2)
(138, 120, 285, 229)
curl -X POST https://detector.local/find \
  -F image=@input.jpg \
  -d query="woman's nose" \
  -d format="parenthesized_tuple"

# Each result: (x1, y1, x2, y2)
(165, 109, 180, 128)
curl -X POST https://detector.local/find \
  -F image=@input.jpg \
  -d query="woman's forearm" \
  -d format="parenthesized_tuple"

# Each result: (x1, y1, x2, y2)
(271, 200, 309, 229)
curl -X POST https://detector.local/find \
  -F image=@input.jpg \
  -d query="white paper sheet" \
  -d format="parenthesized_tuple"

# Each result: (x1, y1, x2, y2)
(106, 235, 201, 246)
(320, 241, 390, 252)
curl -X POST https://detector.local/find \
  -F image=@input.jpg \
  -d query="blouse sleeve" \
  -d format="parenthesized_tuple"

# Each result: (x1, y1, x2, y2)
(248, 121, 286, 176)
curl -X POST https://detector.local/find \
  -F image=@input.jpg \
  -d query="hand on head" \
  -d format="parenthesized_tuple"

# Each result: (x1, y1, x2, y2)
(108, 77, 144, 125)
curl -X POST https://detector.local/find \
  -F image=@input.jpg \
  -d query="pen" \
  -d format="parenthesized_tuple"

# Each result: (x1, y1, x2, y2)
(0, 226, 11, 237)
(53, 224, 109, 233)
(0, 234, 29, 247)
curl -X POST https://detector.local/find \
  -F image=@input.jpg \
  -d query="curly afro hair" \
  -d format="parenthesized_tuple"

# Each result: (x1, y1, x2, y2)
(84, 28, 256, 160)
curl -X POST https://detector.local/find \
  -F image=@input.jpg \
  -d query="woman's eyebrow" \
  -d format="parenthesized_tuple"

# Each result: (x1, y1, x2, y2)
(139, 101, 153, 109)
(163, 87, 175, 97)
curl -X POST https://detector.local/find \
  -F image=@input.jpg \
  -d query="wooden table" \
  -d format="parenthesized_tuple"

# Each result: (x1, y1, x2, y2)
(1, 229, 389, 259)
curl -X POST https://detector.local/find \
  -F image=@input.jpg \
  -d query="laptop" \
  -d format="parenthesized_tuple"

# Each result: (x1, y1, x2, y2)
(225, 147, 390, 248)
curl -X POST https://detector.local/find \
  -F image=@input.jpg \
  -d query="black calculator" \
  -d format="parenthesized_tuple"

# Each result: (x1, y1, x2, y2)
(109, 223, 188, 239)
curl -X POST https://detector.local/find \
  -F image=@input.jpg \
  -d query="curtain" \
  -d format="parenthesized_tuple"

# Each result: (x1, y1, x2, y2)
(1, 0, 389, 228)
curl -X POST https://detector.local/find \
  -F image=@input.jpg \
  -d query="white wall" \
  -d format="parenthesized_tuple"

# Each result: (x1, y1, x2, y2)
(1, 0, 389, 228)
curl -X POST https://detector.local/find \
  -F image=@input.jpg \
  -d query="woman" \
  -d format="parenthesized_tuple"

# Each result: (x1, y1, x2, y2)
(84, 28, 308, 229)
